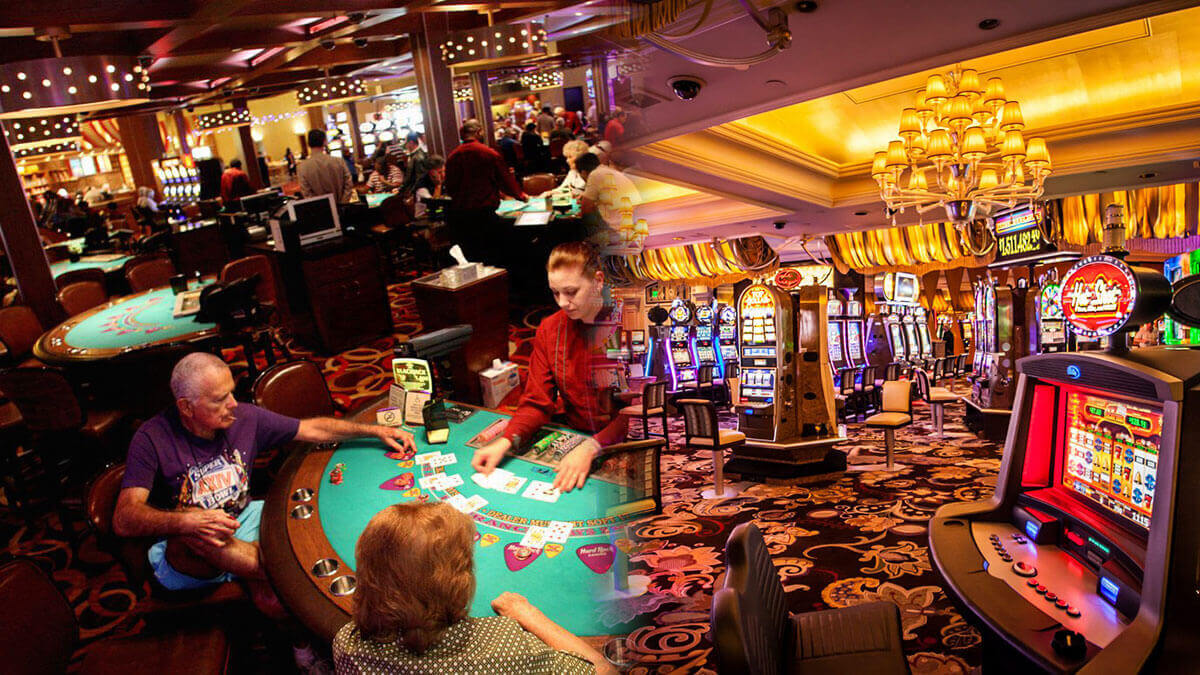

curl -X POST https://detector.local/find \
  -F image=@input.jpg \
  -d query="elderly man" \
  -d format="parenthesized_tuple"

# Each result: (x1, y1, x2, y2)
(113, 352, 414, 605)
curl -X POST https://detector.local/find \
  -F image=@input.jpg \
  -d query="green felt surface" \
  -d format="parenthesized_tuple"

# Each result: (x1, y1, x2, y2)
(319, 408, 641, 636)
(63, 284, 217, 350)
(363, 193, 391, 208)
(50, 254, 133, 275)
(496, 198, 580, 219)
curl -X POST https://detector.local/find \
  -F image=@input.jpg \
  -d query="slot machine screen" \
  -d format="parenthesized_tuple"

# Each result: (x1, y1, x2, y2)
(827, 322, 843, 364)
(903, 322, 920, 359)
(1061, 388, 1161, 530)
(630, 330, 645, 352)
(888, 323, 905, 356)
(846, 322, 863, 361)
(669, 326, 691, 365)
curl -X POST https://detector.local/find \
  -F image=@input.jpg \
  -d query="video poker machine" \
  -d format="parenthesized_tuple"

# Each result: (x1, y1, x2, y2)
(827, 296, 850, 379)
(716, 304, 738, 377)
(630, 330, 647, 361)
(666, 299, 699, 390)
(914, 307, 934, 360)
(929, 254, 1200, 673)
(885, 311, 910, 364)
(844, 296, 866, 369)
(694, 303, 718, 370)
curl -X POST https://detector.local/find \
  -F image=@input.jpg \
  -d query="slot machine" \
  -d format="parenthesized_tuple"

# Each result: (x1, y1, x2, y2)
(929, 255, 1199, 673)
(844, 298, 866, 369)
(914, 306, 934, 360)
(885, 311, 908, 365)
(960, 315, 973, 358)
(693, 303, 718, 369)
(1161, 249, 1200, 345)
(716, 304, 739, 378)
(734, 283, 799, 444)
(826, 295, 848, 379)
(901, 311, 922, 362)
(629, 330, 647, 360)
(1037, 282, 1067, 353)
(666, 299, 699, 390)
(971, 282, 1030, 413)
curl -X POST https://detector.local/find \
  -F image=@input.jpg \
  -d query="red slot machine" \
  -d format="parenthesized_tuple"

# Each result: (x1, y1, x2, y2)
(929, 255, 1200, 672)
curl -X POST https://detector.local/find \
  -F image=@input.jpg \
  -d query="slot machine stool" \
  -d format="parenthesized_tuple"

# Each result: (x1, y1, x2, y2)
(852, 381, 912, 472)
(915, 368, 960, 438)
(679, 399, 746, 498)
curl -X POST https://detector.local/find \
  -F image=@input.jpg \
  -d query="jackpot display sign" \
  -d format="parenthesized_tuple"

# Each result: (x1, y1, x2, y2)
(993, 205, 1055, 264)
(1061, 257, 1137, 338)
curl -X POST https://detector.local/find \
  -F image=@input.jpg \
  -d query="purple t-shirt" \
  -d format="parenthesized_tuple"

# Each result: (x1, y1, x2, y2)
(122, 403, 300, 515)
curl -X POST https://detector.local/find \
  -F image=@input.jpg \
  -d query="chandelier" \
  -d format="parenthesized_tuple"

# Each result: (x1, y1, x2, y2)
(871, 65, 1052, 235)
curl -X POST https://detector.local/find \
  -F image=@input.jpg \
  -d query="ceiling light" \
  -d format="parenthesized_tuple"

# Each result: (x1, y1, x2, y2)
(0, 54, 151, 119)
(439, 22, 546, 69)
(2, 113, 80, 150)
(194, 107, 252, 132)
(794, 1, 818, 12)
(296, 77, 367, 107)
(978, 18, 1000, 30)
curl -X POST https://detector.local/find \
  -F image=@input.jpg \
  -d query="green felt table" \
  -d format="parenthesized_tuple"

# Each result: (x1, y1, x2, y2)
(33, 282, 218, 364)
(363, 192, 392, 208)
(49, 253, 134, 275)
(497, 198, 581, 219)
(261, 399, 645, 643)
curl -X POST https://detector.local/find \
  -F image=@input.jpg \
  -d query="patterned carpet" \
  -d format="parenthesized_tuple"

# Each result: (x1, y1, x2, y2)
(2, 279, 1000, 673)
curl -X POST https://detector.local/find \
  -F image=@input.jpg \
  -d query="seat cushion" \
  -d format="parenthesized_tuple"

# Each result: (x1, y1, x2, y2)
(691, 429, 747, 446)
(619, 405, 664, 417)
(790, 601, 908, 675)
(864, 412, 911, 427)
(82, 408, 125, 440)
(929, 388, 959, 403)
(0, 400, 23, 432)
(80, 624, 229, 675)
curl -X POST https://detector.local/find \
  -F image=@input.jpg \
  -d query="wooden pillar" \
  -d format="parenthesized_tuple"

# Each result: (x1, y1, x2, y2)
(590, 56, 611, 120)
(346, 102, 364, 162)
(0, 129, 60, 326)
(410, 14, 459, 158)
(116, 113, 166, 200)
(233, 98, 263, 190)
(173, 110, 191, 155)
(469, 69, 494, 146)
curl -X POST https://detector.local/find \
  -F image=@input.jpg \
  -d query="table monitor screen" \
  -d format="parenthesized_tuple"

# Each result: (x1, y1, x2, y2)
(1061, 389, 1161, 530)
(286, 194, 342, 245)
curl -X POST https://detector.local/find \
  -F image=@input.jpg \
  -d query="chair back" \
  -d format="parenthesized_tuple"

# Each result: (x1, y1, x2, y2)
(931, 358, 943, 381)
(643, 380, 667, 410)
(44, 246, 71, 263)
(697, 364, 715, 387)
(860, 365, 877, 388)
(379, 193, 414, 228)
(837, 368, 857, 395)
(54, 267, 106, 292)
(126, 256, 175, 292)
(957, 353, 968, 376)
(724, 360, 739, 379)
(884, 362, 901, 382)
(253, 360, 335, 420)
(0, 558, 78, 675)
(679, 398, 719, 445)
(0, 305, 45, 363)
(0, 367, 86, 433)
(880, 380, 913, 414)
(592, 437, 665, 516)
(220, 254, 277, 306)
(712, 522, 789, 675)
(548, 138, 567, 159)
(522, 173, 557, 195)
(58, 281, 108, 317)
(914, 368, 932, 403)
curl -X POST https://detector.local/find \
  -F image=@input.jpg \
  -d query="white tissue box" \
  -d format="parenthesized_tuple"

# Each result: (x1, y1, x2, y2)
(442, 263, 479, 287)
(479, 360, 521, 408)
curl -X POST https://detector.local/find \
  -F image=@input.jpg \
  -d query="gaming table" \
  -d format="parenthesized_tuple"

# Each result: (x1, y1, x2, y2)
(49, 253, 133, 277)
(260, 396, 652, 642)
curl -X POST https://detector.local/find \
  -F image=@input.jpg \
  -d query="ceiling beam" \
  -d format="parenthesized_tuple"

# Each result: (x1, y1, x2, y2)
(143, 0, 265, 57)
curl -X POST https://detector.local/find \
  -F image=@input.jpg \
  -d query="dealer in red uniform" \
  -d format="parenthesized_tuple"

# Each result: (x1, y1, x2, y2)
(472, 241, 628, 492)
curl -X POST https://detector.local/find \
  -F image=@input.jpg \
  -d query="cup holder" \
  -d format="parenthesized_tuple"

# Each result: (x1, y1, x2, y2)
(330, 575, 357, 596)
(291, 488, 314, 502)
(312, 558, 339, 578)
(290, 504, 314, 519)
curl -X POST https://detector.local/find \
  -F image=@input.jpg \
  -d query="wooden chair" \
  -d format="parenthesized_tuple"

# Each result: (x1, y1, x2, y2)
(857, 365, 878, 414)
(253, 360, 335, 419)
(58, 280, 109, 317)
(853, 380, 913, 473)
(0, 305, 46, 367)
(678, 398, 746, 499)
(54, 266, 107, 292)
(125, 256, 176, 292)
(712, 522, 909, 675)
(590, 437, 665, 517)
(521, 173, 557, 195)
(219, 255, 291, 361)
(682, 364, 716, 400)
(835, 367, 859, 422)
(915, 368, 959, 438)
(0, 557, 232, 675)
(618, 380, 670, 444)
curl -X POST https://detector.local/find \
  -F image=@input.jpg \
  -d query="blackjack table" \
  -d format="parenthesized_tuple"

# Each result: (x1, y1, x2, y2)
(261, 396, 656, 643)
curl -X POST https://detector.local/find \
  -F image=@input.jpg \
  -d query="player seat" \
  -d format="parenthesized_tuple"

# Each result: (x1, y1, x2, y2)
(58, 280, 109, 317)
(679, 398, 745, 499)
(618, 380, 670, 444)
(125, 255, 176, 293)
(915, 368, 959, 438)
(857, 381, 913, 473)
(712, 522, 910, 675)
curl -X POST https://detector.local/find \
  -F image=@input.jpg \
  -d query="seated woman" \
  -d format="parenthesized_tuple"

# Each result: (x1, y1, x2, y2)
(472, 241, 627, 492)
(333, 502, 613, 674)
(365, 156, 400, 194)
(412, 155, 445, 219)
(554, 140, 590, 199)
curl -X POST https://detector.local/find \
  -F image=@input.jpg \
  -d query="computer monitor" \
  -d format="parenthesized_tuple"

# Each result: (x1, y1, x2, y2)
(240, 189, 284, 215)
(282, 194, 342, 247)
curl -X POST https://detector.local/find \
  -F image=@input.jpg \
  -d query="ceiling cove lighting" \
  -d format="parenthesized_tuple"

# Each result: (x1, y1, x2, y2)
(296, 77, 367, 107)
(439, 22, 547, 69)
(0, 54, 151, 119)
(14, 139, 79, 159)
(194, 107, 252, 132)
(520, 70, 563, 91)
(3, 113, 80, 149)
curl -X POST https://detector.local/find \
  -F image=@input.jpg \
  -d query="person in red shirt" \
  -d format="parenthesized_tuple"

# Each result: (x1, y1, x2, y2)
(472, 241, 627, 492)
(603, 108, 627, 147)
(220, 158, 255, 207)
(444, 119, 527, 264)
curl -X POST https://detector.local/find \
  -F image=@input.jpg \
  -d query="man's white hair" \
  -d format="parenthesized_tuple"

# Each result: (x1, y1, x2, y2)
(170, 352, 230, 403)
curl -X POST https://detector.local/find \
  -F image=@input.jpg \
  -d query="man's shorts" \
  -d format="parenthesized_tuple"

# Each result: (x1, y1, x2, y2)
(148, 500, 264, 591)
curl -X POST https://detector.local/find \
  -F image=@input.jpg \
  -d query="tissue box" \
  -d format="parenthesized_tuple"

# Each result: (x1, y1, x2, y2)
(442, 263, 479, 287)
(479, 360, 521, 408)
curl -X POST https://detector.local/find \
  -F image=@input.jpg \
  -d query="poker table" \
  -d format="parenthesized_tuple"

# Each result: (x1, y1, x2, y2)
(497, 197, 581, 220)
(363, 192, 392, 208)
(50, 253, 134, 276)
(261, 397, 650, 643)
(34, 281, 218, 365)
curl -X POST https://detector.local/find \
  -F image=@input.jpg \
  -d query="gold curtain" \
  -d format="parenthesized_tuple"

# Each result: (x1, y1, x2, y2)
(1058, 182, 1197, 245)
(608, 236, 779, 285)
(827, 221, 975, 276)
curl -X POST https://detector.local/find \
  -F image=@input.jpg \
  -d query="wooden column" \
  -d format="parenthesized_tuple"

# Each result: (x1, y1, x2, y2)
(0, 129, 60, 326)
(303, 107, 324, 157)
(173, 110, 191, 155)
(233, 98, 263, 190)
(469, 69, 494, 145)
(590, 56, 611, 120)
(116, 113, 166, 200)
(346, 102, 364, 162)
(410, 14, 459, 158)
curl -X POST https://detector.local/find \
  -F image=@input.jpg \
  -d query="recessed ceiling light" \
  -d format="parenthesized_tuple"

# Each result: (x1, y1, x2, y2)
(765, 79, 785, 87)
(1139, 171, 1158, 179)
(794, 1, 818, 13)
(853, 210, 869, 216)
(672, 237, 683, 241)
(978, 18, 1000, 30)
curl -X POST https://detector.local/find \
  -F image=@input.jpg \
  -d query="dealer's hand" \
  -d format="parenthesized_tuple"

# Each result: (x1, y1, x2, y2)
(472, 436, 513, 474)
(553, 438, 601, 493)
(374, 425, 416, 454)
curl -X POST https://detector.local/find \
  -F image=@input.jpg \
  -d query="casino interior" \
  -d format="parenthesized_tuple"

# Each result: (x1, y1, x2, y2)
(5, 1, 1200, 673)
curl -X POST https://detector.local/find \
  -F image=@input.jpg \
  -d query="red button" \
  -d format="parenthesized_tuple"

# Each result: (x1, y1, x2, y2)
(1036, 585, 1047, 594)
(1055, 599, 1068, 609)
(1066, 606, 1081, 618)
(1026, 578, 1039, 587)
(1045, 592, 1058, 602)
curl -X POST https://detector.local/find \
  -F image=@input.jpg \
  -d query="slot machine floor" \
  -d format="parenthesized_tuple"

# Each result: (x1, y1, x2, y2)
(930, 349, 1200, 673)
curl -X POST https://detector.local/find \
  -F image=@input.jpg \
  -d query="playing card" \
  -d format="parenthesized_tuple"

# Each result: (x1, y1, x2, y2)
(418, 475, 441, 490)
(444, 494, 471, 513)
(465, 495, 488, 512)
(522, 480, 561, 503)
(545, 520, 572, 544)
(471, 472, 492, 488)
(520, 526, 548, 549)
(415, 452, 441, 465)
(440, 474, 464, 488)
(429, 453, 458, 468)
(493, 473, 527, 494)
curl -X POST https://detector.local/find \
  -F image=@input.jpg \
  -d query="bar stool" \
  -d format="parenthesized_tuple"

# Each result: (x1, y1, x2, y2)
(679, 398, 746, 498)
(682, 364, 717, 400)
(915, 368, 959, 438)
(857, 365, 878, 414)
(835, 367, 859, 422)
(618, 380, 670, 444)
(851, 380, 912, 473)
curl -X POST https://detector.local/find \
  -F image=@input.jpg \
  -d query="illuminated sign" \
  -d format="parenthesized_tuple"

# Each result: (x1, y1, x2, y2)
(1038, 282, 1064, 320)
(668, 298, 692, 324)
(773, 267, 803, 290)
(876, 272, 919, 304)
(993, 205, 1057, 264)
(1061, 256, 1137, 338)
